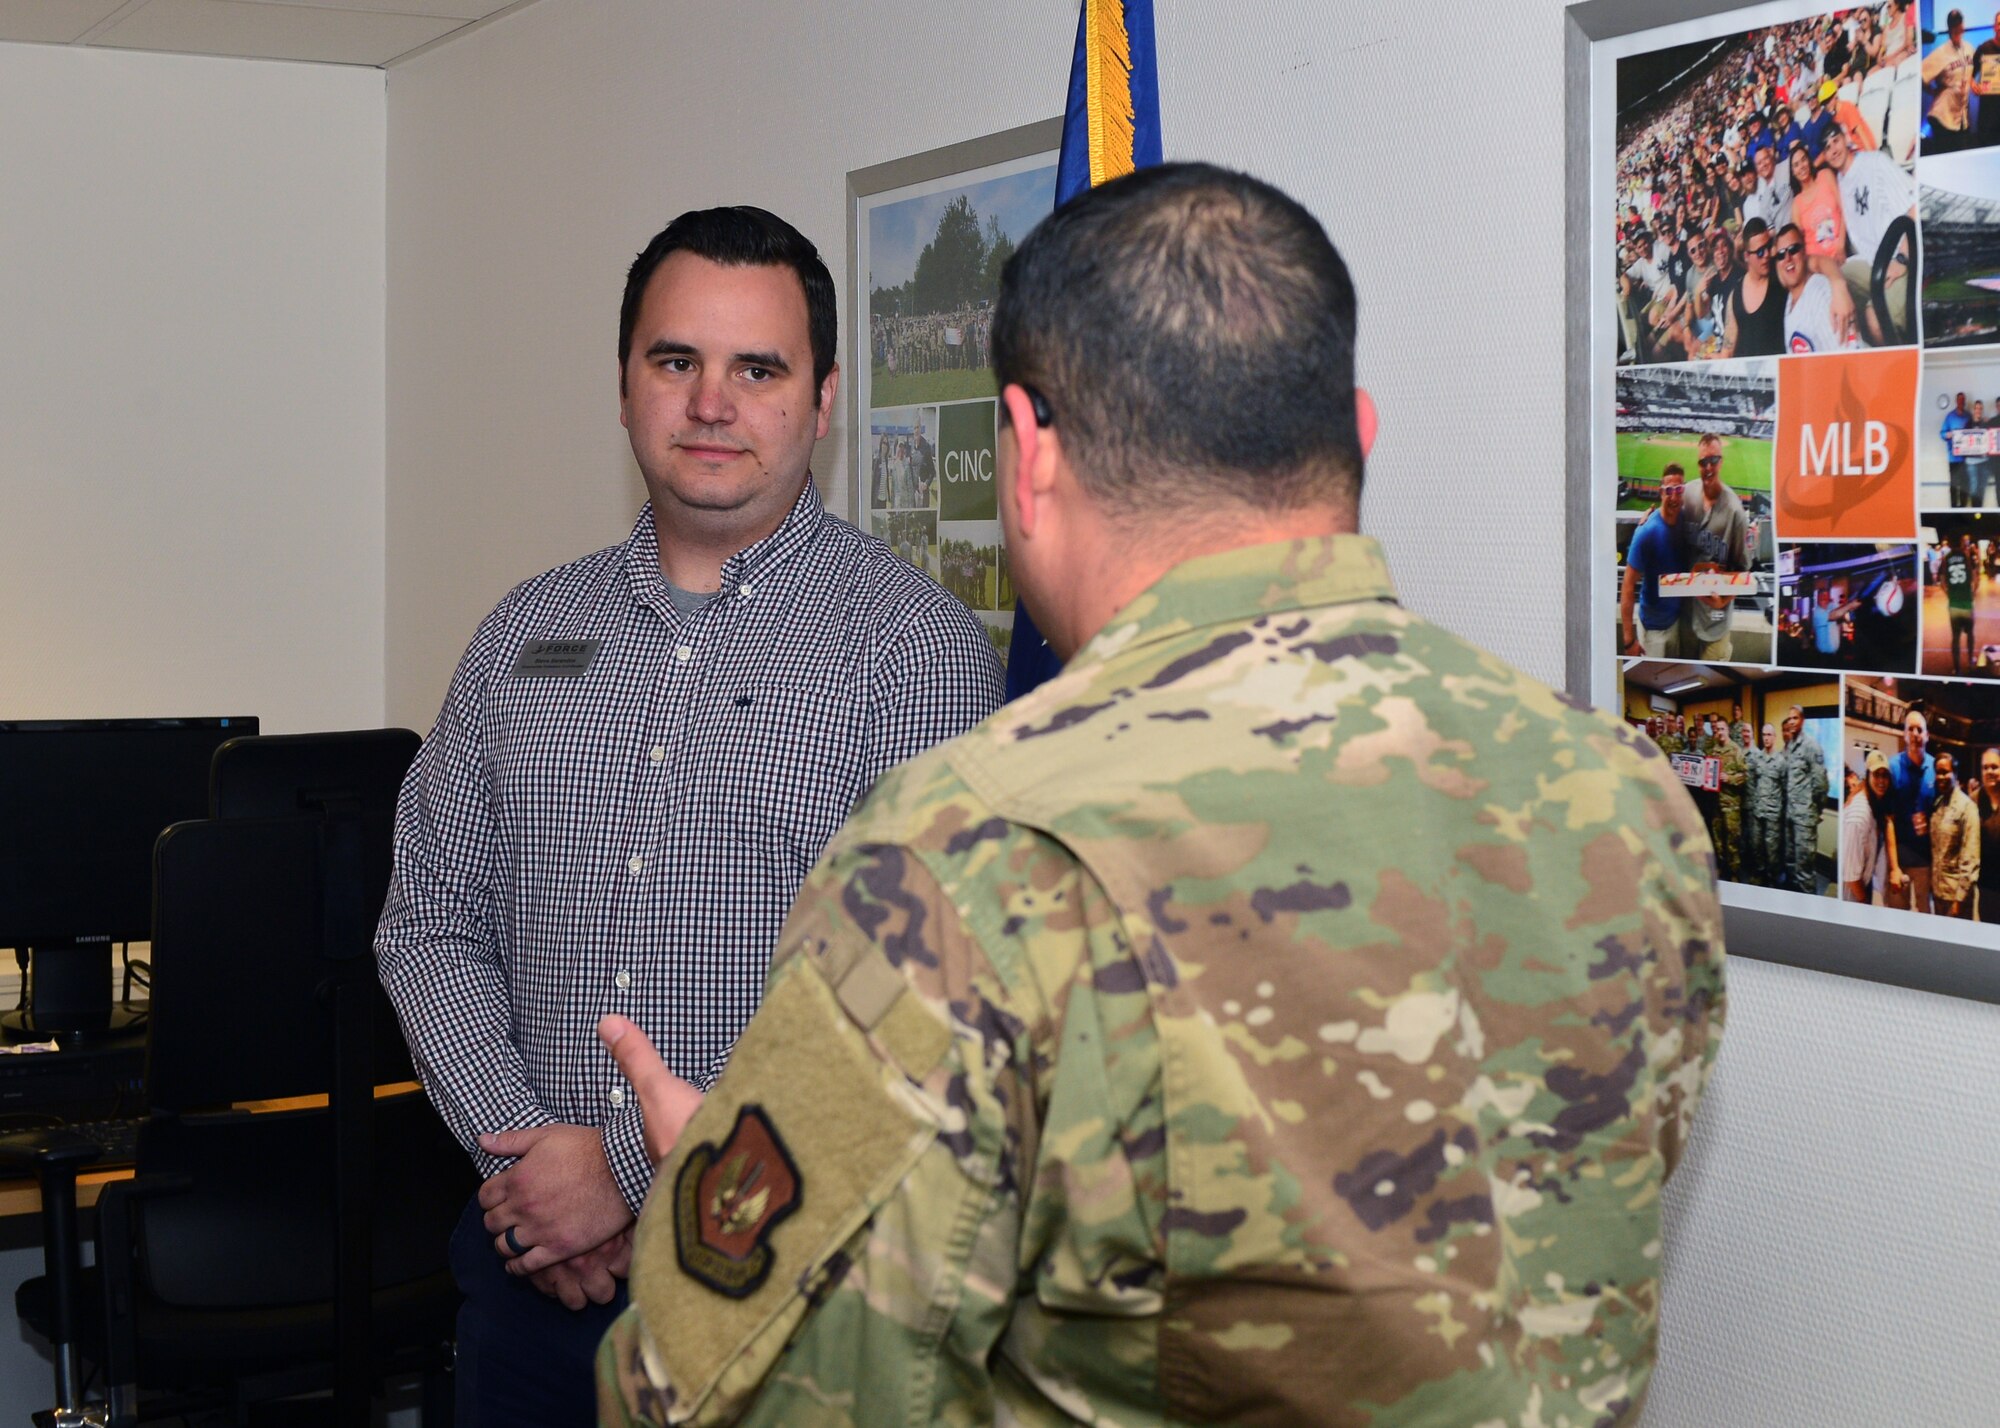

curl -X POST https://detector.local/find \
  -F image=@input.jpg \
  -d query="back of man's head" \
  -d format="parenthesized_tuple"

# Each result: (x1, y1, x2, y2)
(991, 162, 1362, 518)
(619, 206, 837, 397)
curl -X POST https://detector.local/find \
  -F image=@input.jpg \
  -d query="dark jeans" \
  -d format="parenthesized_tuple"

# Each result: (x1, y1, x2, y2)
(449, 1194, 628, 1428)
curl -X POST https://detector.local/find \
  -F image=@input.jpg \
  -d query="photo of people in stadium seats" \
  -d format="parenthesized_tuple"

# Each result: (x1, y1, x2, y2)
(1918, 349, 2000, 504)
(1843, 672, 2000, 918)
(1614, 362, 1776, 663)
(1918, 148, 2000, 345)
(1777, 542, 1920, 670)
(1920, 512, 2000, 673)
(1616, 5, 1920, 365)
(1622, 662, 1843, 895)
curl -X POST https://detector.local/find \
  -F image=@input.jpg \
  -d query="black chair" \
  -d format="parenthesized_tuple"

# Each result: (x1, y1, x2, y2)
(7, 730, 469, 1426)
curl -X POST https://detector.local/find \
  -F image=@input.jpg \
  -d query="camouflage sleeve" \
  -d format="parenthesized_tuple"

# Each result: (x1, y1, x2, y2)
(595, 779, 1064, 1427)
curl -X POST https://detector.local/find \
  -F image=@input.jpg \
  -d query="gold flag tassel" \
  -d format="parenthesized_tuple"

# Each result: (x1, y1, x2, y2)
(1083, 0, 1137, 187)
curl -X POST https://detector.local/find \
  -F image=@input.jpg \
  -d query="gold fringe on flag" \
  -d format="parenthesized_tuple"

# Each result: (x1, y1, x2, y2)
(1083, 0, 1137, 187)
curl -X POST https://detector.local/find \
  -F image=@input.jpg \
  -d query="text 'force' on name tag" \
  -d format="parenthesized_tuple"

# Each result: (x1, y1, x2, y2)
(511, 638, 603, 677)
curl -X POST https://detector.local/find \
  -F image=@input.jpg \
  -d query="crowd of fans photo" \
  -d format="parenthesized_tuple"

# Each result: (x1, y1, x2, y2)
(869, 306, 995, 376)
(1617, 3, 1920, 364)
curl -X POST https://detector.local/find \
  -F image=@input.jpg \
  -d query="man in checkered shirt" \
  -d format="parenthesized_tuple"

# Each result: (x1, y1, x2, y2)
(375, 207, 1003, 1427)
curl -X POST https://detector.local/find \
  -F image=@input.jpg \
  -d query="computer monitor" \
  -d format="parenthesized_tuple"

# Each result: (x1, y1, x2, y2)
(0, 716, 256, 1044)
(209, 727, 417, 821)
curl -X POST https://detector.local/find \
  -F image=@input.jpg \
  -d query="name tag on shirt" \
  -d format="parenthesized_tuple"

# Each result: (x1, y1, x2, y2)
(511, 638, 603, 677)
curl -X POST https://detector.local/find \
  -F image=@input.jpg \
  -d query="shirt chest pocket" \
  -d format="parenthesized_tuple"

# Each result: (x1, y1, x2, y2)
(687, 677, 862, 865)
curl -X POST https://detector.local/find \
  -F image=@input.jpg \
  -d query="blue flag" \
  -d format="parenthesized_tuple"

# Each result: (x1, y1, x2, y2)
(1003, 0, 1162, 701)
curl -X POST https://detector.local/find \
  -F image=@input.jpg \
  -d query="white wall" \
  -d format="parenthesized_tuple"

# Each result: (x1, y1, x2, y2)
(0, 0, 1973, 1421)
(0, 41, 385, 1416)
(382, 0, 1086, 728)
(0, 42, 387, 734)
(382, 4, 2000, 1423)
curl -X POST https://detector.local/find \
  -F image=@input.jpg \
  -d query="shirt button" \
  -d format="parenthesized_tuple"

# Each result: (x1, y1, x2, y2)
(614, 969, 632, 990)
(739, 583, 754, 598)
(608, 1087, 626, 1108)
(675, 644, 693, 663)
(649, 745, 666, 763)
(627, 855, 643, 875)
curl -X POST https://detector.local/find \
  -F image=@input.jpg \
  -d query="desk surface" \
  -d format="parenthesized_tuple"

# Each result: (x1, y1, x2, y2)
(0, 1082, 424, 1219)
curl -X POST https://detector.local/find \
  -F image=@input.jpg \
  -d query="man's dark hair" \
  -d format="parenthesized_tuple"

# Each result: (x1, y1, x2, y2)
(618, 206, 836, 401)
(991, 162, 1362, 514)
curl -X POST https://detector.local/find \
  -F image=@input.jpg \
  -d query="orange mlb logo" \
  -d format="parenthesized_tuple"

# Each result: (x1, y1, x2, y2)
(1774, 350, 1917, 540)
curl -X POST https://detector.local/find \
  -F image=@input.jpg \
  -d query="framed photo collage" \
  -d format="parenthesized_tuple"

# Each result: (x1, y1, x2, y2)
(1600, 1, 2000, 976)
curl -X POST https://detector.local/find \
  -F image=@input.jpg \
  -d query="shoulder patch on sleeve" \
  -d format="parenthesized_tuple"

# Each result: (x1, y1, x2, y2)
(673, 1105, 801, 1299)
(630, 957, 936, 1421)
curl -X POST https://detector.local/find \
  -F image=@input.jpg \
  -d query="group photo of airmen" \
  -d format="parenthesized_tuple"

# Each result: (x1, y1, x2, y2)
(1624, 662, 1839, 894)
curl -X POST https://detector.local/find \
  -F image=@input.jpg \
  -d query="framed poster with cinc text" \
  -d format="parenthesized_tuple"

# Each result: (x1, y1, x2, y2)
(845, 120, 1062, 662)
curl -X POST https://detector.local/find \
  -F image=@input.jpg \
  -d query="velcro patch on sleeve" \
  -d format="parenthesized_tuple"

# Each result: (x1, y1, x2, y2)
(630, 956, 937, 1420)
(672, 1105, 801, 1299)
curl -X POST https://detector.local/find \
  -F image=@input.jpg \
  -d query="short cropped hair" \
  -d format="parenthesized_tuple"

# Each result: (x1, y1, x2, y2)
(619, 207, 837, 401)
(991, 163, 1363, 515)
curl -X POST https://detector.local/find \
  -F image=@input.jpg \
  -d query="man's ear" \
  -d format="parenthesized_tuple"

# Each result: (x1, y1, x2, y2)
(1356, 386, 1378, 458)
(999, 383, 1048, 538)
(814, 362, 841, 441)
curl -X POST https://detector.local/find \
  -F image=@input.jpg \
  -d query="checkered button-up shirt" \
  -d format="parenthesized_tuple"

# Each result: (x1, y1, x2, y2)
(376, 481, 1005, 1210)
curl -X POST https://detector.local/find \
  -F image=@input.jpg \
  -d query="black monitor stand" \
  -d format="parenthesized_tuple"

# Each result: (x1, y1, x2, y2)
(1, 942, 147, 1049)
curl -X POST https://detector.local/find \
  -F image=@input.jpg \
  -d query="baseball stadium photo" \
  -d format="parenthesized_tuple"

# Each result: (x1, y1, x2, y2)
(1613, 362, 1776, 664)
(1615, 362, 1775, 514)
(1843, 673, 2000, 917)
(1921, 512, 2000, 677)
(1919, 150, 2000, 348)
(1621, 661, 1841, 896)
(1777, 542, 1919, 673)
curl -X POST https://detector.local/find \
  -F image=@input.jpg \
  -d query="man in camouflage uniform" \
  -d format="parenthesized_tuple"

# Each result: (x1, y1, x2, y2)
(1687, 718, 1721, 871)
(1713, 720, 1748, 882)
(1658, 713, 1686, 756)
(593, 164, 1727, 1428)
(1782, 704, 1829, 893)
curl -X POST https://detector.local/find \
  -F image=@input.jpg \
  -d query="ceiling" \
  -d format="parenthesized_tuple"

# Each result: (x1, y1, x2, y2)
(1623, 661, 1794, 698)
(0, 0, 535, 67)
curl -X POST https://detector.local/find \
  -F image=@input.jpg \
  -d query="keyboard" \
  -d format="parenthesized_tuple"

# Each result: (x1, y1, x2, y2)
(61, 1116, 143, 1165)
